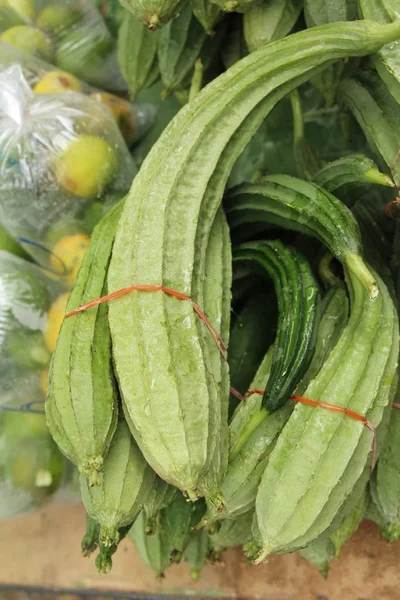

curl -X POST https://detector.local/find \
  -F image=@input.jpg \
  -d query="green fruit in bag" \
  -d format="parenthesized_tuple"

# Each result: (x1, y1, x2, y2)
(36, 4, 82, 41)
(1, 25, 54, 62)
(55, 28, 113, 80)
(4, 436, 63, 501)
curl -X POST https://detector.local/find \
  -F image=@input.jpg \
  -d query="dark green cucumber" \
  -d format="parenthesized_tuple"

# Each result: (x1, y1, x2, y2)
(225, 174, 378, 297)
(118, 10, 160, 98)
(46, 201, 123, 485)
(108, 20, 400, 500)
(232, 240, 320, 417)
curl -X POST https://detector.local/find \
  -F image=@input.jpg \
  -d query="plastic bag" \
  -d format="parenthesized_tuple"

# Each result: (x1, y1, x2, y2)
(0, 0, 127, 91)
(0, 250, 64, 408)
(0, 252, 80, 518)
(0, 64, 136, 279)
(0, 40, 157, 148)
(0, 411, 70, 518)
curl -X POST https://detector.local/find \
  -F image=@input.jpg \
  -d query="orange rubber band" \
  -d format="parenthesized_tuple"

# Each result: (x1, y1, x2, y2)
(65, 284, 227, 360)
(246, 390, 377, 471)
(393, 403, 400, 409)
(230, 386, 244, 401)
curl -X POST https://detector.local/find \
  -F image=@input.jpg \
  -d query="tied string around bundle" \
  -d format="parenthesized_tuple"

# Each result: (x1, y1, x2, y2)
(66, 282, 377, 469)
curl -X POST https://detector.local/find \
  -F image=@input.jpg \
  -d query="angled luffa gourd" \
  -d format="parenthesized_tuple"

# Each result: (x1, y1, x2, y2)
(108, 20, 400, 498)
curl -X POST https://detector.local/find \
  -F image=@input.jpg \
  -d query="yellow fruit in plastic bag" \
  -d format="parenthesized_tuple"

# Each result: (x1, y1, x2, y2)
(90, 92, 136, 146)
(44, 291, 69, 353)
(55, 135, 118, 199)
(1, 25, 54, 62)
(50, 233, 90, 284)
(34, 71, 83, 94)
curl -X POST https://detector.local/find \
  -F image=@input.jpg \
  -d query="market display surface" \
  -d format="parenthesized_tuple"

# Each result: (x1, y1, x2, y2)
(1, 0, 400, 586)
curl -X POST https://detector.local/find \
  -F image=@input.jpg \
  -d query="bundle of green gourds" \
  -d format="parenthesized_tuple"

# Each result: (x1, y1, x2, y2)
(45, 0, 400, 580)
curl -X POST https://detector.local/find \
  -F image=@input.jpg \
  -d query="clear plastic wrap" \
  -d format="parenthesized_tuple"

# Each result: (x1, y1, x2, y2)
(0, 40, 158, 147)
(0, 252, 80, 518)
(0, 0, 127, 91)
(0, 64, 136, 279)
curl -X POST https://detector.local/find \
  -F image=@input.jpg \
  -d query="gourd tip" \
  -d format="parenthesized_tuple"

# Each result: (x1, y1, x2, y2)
(253, 548, 270, 565)
(184, 487, 200, 502)
(81, 456, 104, 486)
(146, 13, 160, 30)
(95, 551, 113, 574)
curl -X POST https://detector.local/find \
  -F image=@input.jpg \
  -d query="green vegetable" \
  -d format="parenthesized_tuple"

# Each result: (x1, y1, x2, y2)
(220, 13, 247, 68)
(46, 203, 123, 484)
(129, 510, 173, 579)
(118, 10, 160, 98)
(191, 0, 222, 34)
(143, 478, 177, 534)
(358, 0, 400, 95)
(108, 20, 400, 503)
(313, 154, 394, 197)
(201, 279, 347, 530)
(184, 529, 210, 580)
(243, 0, 303, 52)
(81, 515, 100, 557)
(157, 3, 208, 97)
(231, 241, 319, 437)
(226, 175, 377, 296)
(254, 267, 398, 560)
(80, 419, 156, 548)
(210, 0, 263, 13)
(305, 0, 357, 27)
(120, 0, 187, 29)
(209, 510, 253, 553)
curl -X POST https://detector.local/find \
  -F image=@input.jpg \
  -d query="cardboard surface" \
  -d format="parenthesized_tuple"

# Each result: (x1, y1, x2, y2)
(0, 502, 399, 600)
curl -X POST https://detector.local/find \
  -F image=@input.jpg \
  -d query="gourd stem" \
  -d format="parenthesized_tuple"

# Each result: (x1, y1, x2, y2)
(230, 406, 269, 461)
(345, 252, 378, 299)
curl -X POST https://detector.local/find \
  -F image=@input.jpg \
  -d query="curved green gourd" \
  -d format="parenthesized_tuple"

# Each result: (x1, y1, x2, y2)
(142, 477, 177, 534)
(312, 154, 394, 198)
(225, 174, 377, 296)
(200, 281, 348, 529)
(108, 20, 400, 499)
(254, 267, 398, 560)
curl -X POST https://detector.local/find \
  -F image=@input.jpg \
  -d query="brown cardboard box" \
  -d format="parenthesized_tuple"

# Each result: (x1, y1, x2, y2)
(0, 502, 399, 600)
